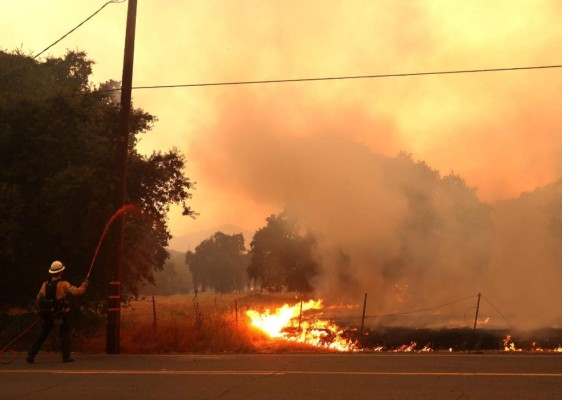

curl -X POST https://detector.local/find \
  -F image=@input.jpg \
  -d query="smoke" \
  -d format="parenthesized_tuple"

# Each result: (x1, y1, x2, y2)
(483, 185, 562, 329)
(2, 0, 562, 329)
(188, 80, 562, 329)
(175, 1, 562, 329)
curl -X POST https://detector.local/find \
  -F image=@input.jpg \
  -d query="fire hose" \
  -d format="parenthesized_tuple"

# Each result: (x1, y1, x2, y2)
(0, 319, 41, 365)
(0, 204, 136, 365)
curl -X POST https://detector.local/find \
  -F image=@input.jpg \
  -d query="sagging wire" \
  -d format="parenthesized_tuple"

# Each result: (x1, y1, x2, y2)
(35, 64, 562, 103)
(0, 0, 126, 82)
(137, 298, 191, 318)
(328, 294, 479, 321)
(481, 294, 513, 330)
(32, 0, 127, 60)
(156, 303, 190, 318)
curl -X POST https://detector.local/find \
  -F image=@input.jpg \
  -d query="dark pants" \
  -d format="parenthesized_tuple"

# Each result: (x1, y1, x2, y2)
(28, 315, 71, 361)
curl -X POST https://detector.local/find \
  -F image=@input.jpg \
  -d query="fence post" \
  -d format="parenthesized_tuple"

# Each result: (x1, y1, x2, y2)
(152, 296, 157, 328)
(360, 293, 368, 335)
(473, 293, 481, 330)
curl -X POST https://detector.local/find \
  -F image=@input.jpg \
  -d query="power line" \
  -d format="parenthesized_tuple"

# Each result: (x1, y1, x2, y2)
(481, 294, 513, 329)
(33, 0, 126, 60)
(1, 0, 126, 82)
(122, 64, 562, 91)
(36, 63, 562, 102)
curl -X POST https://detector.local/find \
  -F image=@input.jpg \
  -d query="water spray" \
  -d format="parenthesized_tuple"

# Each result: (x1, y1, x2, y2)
(86, 204, 137, 280)
(0, 204, 137, 364)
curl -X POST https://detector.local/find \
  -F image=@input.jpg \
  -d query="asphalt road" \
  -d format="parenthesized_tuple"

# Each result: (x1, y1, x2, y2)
(1, 353, 561, 400)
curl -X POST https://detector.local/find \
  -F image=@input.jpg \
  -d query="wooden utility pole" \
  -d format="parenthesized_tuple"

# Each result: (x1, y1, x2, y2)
(235, 298, 238, 328)
(360, 293, 367, 335)
(106, 0, 137, 354)
(473, 292, 481, 331)
(152, 296, 157, 328)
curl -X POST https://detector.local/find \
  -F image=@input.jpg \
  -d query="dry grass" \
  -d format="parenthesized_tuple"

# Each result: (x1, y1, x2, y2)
(78, 292, 318, 354)
(12, 292, 558, 354)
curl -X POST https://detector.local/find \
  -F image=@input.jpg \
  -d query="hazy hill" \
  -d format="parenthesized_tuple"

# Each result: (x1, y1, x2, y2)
(140, 249, 192, 295)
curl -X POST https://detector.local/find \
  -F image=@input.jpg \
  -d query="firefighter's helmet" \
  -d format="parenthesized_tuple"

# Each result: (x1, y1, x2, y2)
(49, 261, 65, 274)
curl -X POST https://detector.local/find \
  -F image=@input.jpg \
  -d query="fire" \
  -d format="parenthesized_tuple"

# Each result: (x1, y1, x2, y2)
(530, 341, 544, 352)
(245, 299, 356, 351)
(503, 335, 522, 352)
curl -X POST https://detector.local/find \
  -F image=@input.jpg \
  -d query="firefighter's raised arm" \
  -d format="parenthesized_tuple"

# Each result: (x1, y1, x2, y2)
(65, 279, 88, 297)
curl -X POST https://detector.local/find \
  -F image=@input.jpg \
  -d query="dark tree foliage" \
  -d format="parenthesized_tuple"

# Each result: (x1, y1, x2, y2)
(0, 50, 195, 307)
(185, 232, 248, 293)
(248, 212, 319, 293)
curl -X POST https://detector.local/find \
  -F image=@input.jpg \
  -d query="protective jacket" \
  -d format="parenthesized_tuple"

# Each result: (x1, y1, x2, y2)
(36, 277, 87, 315)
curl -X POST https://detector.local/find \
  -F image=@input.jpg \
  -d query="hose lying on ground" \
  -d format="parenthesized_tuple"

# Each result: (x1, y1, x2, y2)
(0, 319, 41, 364)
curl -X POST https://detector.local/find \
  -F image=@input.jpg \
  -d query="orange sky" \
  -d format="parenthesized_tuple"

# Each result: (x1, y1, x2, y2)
(3, 0, 562, 240)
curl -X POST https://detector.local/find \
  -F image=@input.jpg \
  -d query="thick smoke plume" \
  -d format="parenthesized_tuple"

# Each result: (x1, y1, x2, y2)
(124, 0, 562, 330)
(192, 89, 562, 330)
(2, 1, 562, 329)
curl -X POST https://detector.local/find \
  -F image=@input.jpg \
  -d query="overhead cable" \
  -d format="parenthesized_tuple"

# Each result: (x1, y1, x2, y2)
(124, 64, 562, 91)
(481, 294, 513, 329)
(36, 63, 562, 102)
(1, 1, 126, 82)
(33, 0, 126, 60)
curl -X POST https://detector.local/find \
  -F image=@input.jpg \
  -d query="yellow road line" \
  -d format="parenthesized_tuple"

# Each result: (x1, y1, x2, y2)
(1, 370, 562, 377)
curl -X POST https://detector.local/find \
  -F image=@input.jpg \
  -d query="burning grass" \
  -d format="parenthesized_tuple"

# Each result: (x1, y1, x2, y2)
(3, 293, 562, 354)
(79, 293, 360, 353)
(246, 299, 357, 351)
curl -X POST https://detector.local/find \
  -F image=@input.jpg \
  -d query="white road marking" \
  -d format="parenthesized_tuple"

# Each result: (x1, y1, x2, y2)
(1, 370, 561, 377)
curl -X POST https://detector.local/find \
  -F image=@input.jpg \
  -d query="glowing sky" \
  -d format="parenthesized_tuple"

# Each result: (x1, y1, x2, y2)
(3, 0, 562, 240)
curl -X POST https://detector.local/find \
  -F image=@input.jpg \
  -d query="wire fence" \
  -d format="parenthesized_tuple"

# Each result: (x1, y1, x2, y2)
(2, 291, 555, 358)
(123, 291, 514, 332)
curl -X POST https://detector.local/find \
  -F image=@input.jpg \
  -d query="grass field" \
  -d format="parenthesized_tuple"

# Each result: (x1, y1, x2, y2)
(3, 292, 562, 355)
(79, 291, 330, 354)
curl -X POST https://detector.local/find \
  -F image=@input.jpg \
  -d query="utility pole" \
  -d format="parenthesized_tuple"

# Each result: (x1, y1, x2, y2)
(106, 0, 137, 354)
(360, 293, 367, 335)
(473, 293, 481, 331)
(152, 296, 157, 328)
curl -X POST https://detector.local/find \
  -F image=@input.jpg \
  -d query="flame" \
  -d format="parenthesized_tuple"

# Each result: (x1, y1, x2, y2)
(245, 299, 356, 351)
(530, 342, 544, 352)
(503, 335, 522, 352)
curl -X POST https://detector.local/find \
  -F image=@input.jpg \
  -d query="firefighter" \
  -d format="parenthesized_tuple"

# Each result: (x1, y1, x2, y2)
(26, 261, 88, 363)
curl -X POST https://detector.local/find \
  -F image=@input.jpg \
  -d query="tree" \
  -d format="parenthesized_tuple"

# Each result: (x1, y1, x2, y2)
(0, 50, 195, 306)
(140, 250, 193, 296)
(380, 152, 493, 301)
(248, 212, 319, 292)
(185, 232, 249, 293)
